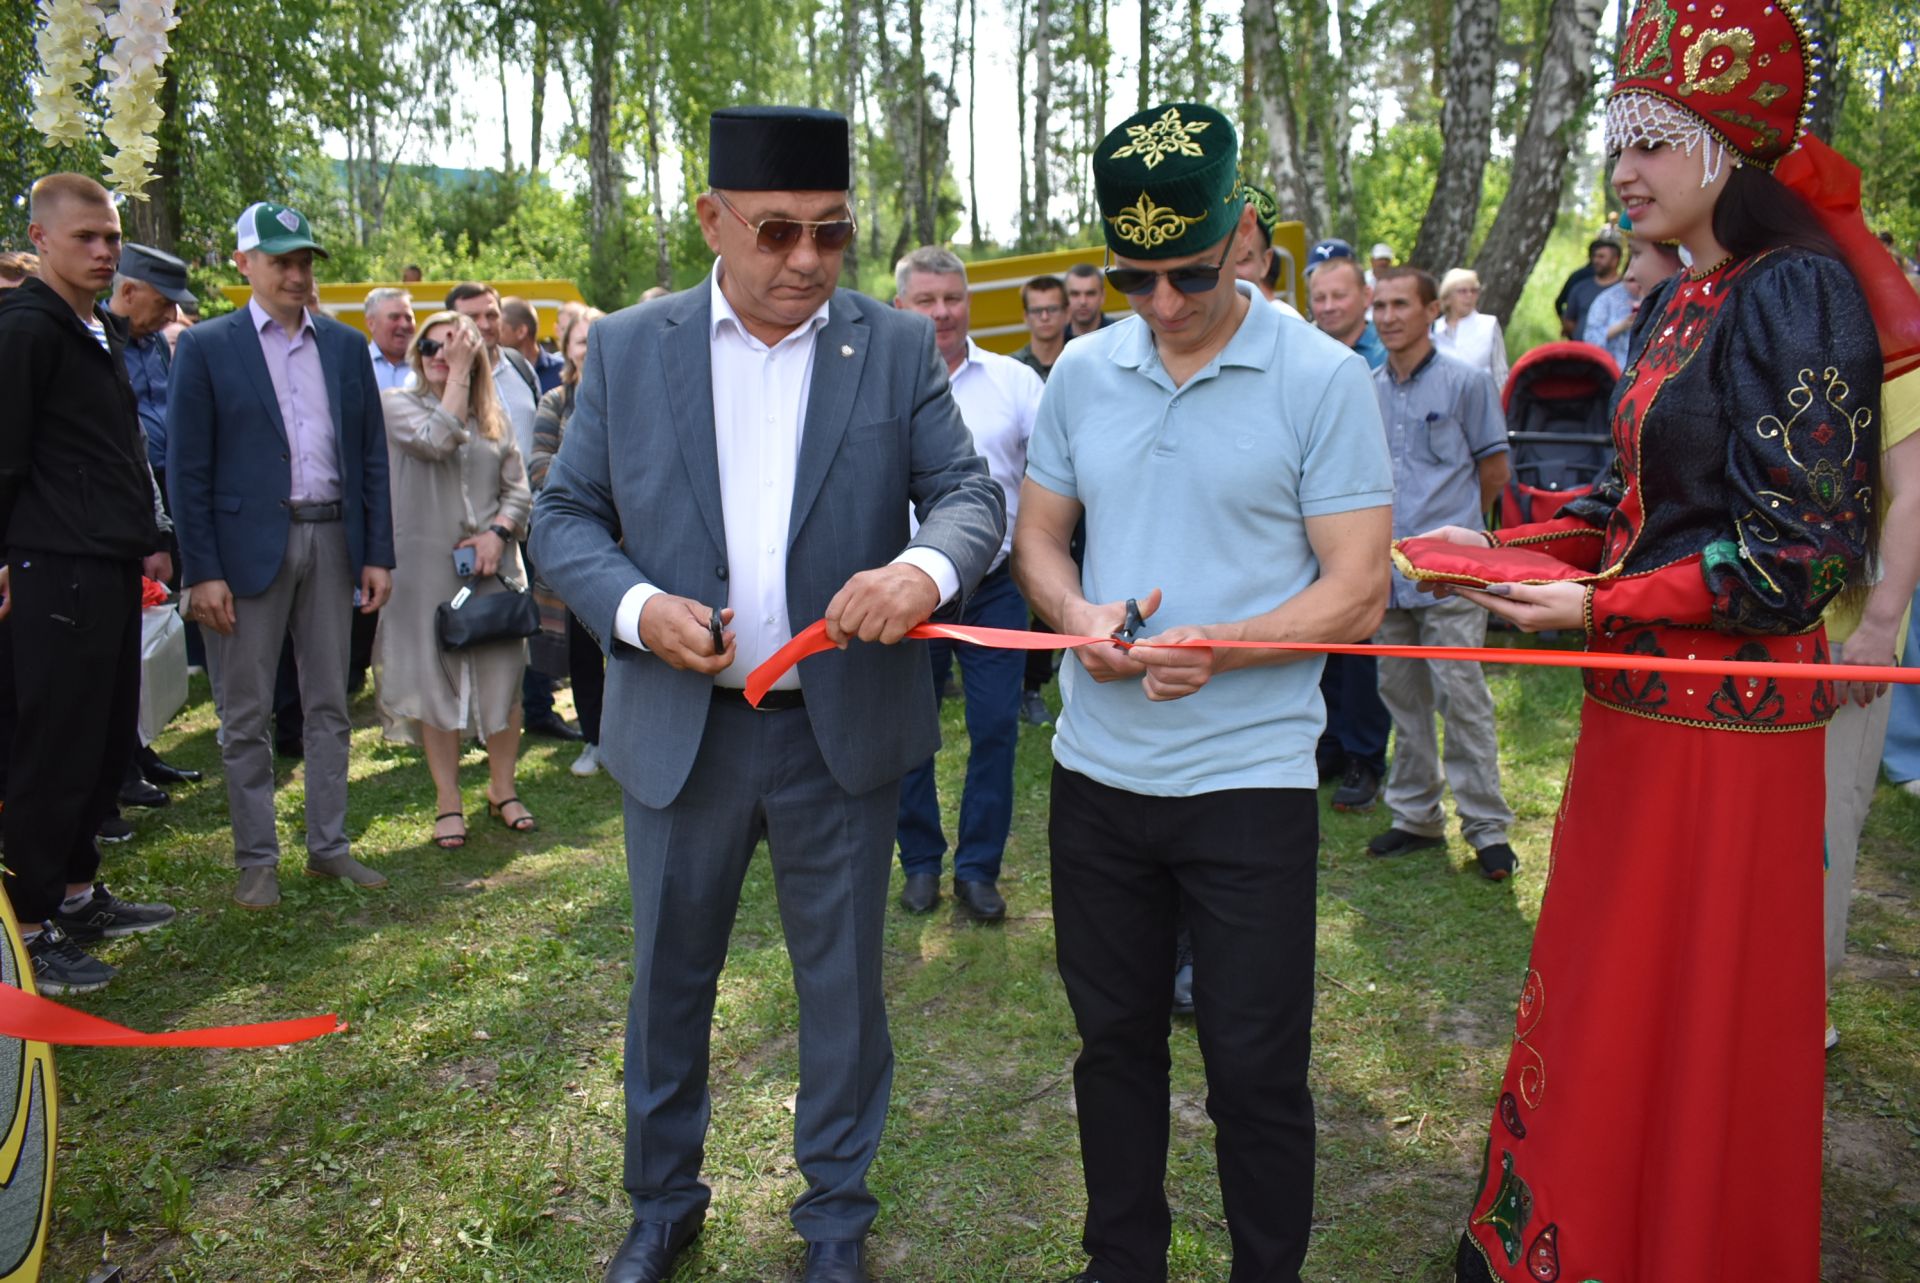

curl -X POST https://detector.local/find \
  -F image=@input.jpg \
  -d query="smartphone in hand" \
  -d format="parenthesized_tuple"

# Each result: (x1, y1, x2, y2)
(453, 546, 478, 578)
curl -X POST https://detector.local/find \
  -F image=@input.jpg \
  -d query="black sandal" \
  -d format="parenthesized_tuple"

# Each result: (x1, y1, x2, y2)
(431, 811, 467, 849)
(487, 796, 537, 833)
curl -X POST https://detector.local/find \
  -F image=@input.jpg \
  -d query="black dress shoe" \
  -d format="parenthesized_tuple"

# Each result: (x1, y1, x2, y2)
(802, 1239, 868, 1283)
(1367, 827, 1445, 857)
(899, 872, 939, 913)
(118, 777, 170, 809)
(952, 878, 1006, 922)
(603, 1211, 704, 1283)
(525, 711, 584, 741)
(1474, 842, 1519, 882)
(139, 753, 203, 785)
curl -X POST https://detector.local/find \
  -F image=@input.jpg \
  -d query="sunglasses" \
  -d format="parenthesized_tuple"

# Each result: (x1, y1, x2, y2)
(1104, 234, 1235, 297)
(416, 337, 444, 357)
(713, 190, 856, 255)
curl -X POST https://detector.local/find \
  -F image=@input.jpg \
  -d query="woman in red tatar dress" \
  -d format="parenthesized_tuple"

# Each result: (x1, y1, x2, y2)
(1423, 3, 1920, 1279)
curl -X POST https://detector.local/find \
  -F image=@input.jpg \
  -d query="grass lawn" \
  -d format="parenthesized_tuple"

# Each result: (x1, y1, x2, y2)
(39, 644, 1920, 1281)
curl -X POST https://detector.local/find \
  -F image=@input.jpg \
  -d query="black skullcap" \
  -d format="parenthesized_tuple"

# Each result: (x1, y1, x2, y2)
(709, 107, 851, 192)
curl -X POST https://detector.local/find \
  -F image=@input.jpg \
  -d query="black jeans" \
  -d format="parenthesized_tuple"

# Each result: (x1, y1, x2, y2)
(1, 553, 139, 922)
(566, 610, 605, 746)
(1049, 765, 1318, 1283)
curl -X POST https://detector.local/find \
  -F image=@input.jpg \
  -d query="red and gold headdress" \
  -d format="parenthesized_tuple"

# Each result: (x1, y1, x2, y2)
(1607, 0, 1920, 390)
(1609, 0, 1814, 178)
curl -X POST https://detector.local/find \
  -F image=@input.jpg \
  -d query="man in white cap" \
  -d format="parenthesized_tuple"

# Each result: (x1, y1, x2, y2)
(1367, 242, 1395, 287)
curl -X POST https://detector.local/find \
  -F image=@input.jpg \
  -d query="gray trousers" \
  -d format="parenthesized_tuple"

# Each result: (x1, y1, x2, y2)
(621, 699, 897, 1241)
(204, 519, 354, 869)
(1375, 597, 1513, 849)
(1823, 642, 1894, 990)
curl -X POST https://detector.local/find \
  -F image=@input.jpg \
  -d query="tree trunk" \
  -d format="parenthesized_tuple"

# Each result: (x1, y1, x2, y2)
(1016, 0, 1030, 241)
(1410, 0, 1499, 271)
(1033, 0, 1053, 239)
(529, 23, 548, 175)
(1137, 0, 1150, 111)
(967, 0, 981, 246)
(1800, 0, 1844, 141)
(1329, 0, 1357, 244)
(841, 0, 862, 283)
(1187, 0, 1203, 98)
(1471, 0, 1607, 325)
(644, 7, 669, 288)
(497, 4, 515, 174)
(127, 67, 182, 252)
(1244, 0, 1310, 235)
(587, 0, 623, 304)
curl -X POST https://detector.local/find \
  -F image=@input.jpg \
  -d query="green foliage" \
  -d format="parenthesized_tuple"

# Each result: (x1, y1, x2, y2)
(1351, 116, 1444, 266)
(1833, 5, 1920, 252)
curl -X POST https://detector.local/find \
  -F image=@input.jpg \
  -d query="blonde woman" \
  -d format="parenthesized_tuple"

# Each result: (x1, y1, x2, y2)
(1431, 268, 1509, 389)
(375, 312, 536, 848)
(529, 306, 606, 775)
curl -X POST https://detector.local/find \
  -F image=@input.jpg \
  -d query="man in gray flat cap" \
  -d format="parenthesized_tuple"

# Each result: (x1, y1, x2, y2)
(533, 106, 1002, 1283)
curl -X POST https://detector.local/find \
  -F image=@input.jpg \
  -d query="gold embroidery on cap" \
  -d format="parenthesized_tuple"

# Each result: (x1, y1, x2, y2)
(1109, 107, 1210, 170)
(1679, 28, 1754, 97)
(1106, 192, 1207, 250)
(1751, 80, 1788, 106)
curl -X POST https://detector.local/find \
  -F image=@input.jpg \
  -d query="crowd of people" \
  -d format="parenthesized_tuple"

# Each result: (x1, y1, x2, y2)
(2, 0, 1919, 1279)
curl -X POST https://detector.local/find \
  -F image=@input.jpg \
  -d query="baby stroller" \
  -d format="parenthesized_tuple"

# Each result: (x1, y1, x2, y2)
(1497, 340, 1621, 528)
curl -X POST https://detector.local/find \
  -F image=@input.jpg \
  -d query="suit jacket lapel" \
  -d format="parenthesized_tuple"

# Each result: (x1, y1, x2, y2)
(229, 309, 289, 445)
(661, 294, 727, 557)
(788, 298, 866, 543)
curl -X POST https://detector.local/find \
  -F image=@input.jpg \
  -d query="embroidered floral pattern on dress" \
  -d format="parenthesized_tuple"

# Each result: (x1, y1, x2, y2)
(1473, 1150, 1536, 1267)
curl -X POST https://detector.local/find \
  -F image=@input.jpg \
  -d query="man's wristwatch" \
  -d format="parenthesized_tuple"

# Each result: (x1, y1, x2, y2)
(488, 523, 515, 544)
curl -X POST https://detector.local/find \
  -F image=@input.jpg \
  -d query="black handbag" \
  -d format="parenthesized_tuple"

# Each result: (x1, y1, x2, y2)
(436, 573, 542, 651)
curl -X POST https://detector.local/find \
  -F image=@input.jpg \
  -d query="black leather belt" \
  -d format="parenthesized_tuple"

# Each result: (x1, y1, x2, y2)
(712, 685, 805, 711)
(287, 501, 342, 522)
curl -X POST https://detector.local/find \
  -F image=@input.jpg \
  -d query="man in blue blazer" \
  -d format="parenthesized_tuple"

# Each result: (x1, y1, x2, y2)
(166, 203, 394, 909)
(532, 108, 1003, 1283)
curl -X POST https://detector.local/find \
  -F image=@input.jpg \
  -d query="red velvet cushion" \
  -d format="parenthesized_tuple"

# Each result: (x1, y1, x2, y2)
(1391, 536, 1600, 588)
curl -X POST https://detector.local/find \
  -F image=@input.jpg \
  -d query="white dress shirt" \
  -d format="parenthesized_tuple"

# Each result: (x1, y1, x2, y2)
(494, 350, 540, 465)
(368, 341, 413, 391)
(613, 266, 960, 689)
(942, 339, 1042, 570)
(1431, 310, 1510, 390)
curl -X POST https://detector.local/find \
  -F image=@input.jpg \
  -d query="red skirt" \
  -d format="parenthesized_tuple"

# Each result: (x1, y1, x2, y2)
(1461, 696, 1824, 1282)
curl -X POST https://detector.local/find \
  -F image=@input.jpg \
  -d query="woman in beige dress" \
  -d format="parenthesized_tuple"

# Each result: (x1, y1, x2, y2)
(375, 312, 535, 848)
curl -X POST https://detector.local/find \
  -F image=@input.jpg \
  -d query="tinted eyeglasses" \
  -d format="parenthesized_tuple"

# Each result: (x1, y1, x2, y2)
(416, 337, 445, 357)
(713, 191, 857, 255)
(1104, 234, 1235, 297)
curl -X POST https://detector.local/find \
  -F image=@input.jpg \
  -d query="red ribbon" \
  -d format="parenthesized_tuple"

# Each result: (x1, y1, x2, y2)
(0, 984, 343, 1048)
(745, 618, 1920, 708)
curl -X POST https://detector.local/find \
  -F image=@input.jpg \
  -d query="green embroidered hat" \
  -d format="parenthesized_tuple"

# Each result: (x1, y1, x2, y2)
(1094, 103, 1244, 261)
(1241, 181, 1279, 243)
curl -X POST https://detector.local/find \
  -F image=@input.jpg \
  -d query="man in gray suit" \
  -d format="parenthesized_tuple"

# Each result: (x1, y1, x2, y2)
(531, 106, 1003, 1283)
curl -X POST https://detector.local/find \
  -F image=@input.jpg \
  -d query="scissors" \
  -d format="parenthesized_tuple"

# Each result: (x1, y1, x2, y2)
(709, 605, 725, 656)
(1110, 597, 1145, 647)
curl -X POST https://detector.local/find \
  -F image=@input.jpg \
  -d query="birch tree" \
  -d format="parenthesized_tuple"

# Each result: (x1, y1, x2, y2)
(1410, 0, 1499, 271)
(1471, 0, 1606, 324)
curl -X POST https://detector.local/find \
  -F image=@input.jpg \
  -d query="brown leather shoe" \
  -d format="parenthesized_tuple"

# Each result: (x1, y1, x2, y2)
(305, 854, 389, 888)
(234, 866, 281, 909)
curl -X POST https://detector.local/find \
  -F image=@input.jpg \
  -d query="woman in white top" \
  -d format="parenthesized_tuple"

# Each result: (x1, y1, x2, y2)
(1431, 268, 1509, 389)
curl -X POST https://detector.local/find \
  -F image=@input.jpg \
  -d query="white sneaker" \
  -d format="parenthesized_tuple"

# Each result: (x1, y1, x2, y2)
(1825, 1023, 1840, 1051)
(570, 742, 601, 777)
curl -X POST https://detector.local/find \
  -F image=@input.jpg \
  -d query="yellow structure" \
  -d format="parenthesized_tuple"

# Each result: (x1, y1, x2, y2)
(960, 223, 1308, 355)
(216, 279, 588, 342)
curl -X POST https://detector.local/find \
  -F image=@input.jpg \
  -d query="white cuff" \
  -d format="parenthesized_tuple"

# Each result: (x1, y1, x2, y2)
(615, 583, 664, 650)
(892, 546, 960, 607)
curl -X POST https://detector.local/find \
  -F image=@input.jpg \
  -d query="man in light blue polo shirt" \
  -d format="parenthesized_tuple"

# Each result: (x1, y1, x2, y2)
(1013, 102, 1392, 1283)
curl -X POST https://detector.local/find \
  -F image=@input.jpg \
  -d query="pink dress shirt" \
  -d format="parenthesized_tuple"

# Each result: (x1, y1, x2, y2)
(248, 298, 341, 503)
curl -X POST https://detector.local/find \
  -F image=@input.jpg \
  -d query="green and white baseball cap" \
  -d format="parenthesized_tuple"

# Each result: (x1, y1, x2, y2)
(234, 202, 328, 257)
